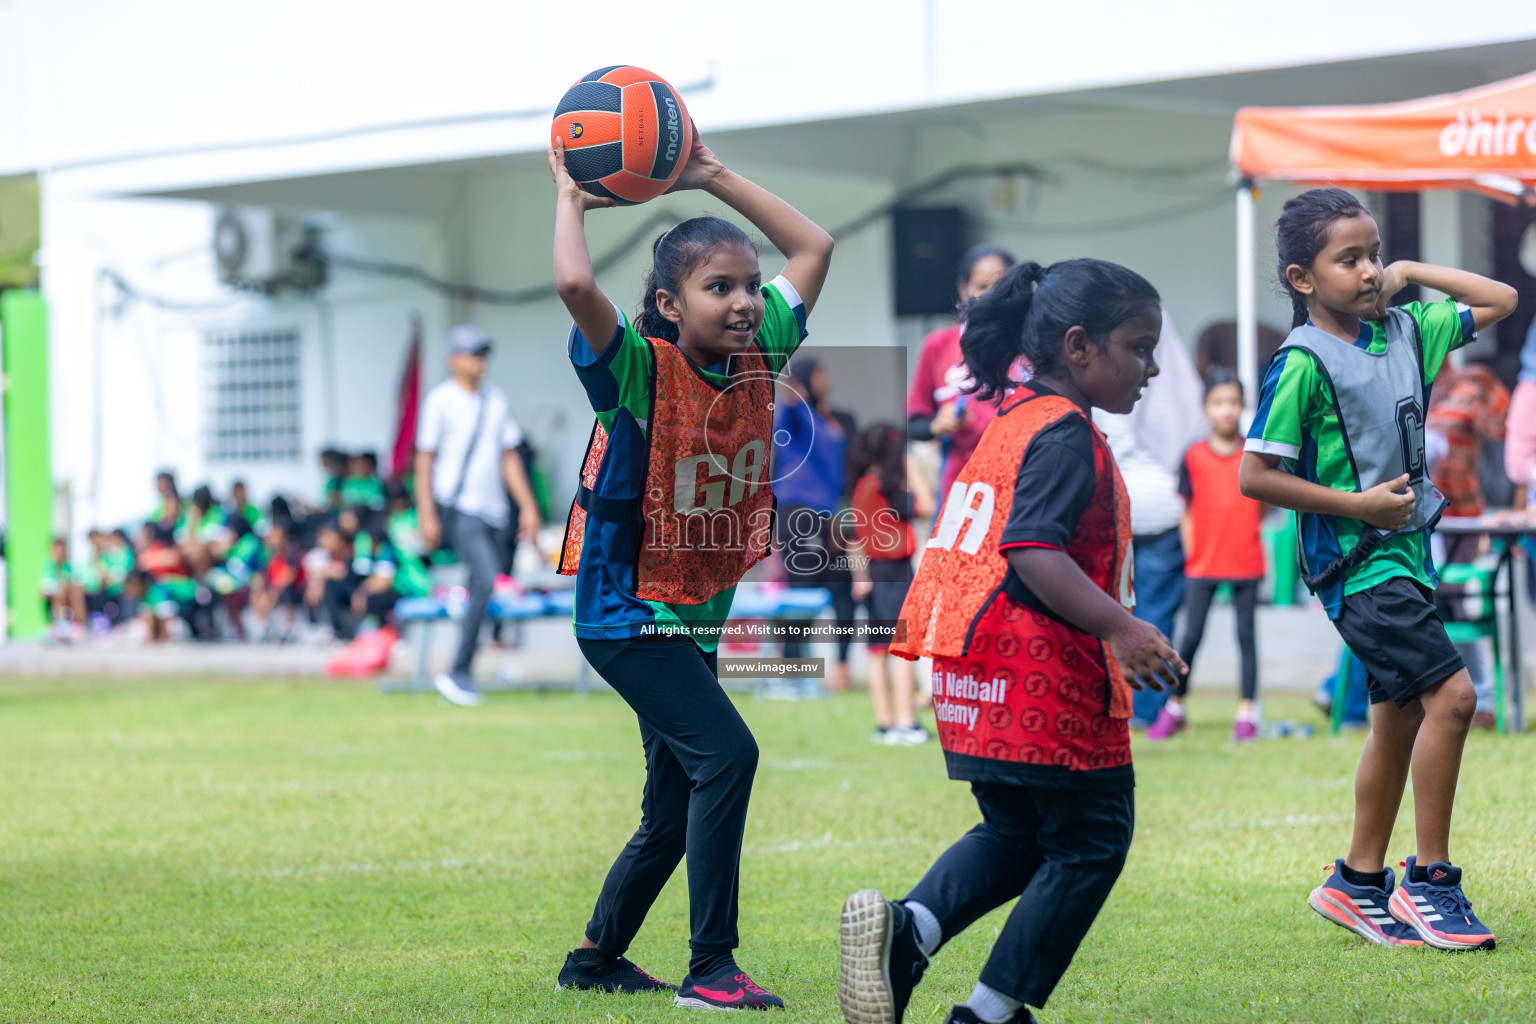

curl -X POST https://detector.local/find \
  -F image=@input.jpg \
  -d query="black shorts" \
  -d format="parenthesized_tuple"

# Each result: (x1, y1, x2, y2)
(865, 557, 912, 630)
(1334, 577, 1465, 708)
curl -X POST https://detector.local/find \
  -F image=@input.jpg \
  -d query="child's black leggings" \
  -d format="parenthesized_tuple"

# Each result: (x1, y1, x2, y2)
(904, 781, 1133, 1009)
(1174, 578, 1258, 700)
(577, 635, 759, 958)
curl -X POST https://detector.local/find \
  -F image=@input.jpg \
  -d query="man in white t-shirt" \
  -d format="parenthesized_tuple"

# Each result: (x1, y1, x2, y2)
(415, 324, 542, 705)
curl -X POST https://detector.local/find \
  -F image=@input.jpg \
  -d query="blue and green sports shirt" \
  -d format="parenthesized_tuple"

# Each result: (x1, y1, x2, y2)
(1245, 299, 1475, 617)
(566, 276, 808, 650)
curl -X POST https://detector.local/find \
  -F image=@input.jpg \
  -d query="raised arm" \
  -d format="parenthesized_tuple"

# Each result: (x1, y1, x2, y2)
(668, 127, 834, 314)
(550, 139, 621, 356)
(1376, 260, 1518, 332)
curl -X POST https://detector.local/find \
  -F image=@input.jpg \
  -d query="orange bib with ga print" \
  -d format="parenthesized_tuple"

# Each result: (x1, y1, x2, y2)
(558, 338, 775, 605)
(893, 387, 1136, 764)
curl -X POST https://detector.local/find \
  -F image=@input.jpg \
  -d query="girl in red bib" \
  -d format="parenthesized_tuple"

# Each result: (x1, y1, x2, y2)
(838, 259, 1183, 1024)
(548, 129, 832, 1010)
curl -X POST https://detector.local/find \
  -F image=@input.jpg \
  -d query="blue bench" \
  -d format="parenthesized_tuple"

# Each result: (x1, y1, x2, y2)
(380, 584, 832, 695)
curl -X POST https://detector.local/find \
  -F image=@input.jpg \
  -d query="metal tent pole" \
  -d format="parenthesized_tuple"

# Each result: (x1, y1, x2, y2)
(1236, 183, 1258, 410)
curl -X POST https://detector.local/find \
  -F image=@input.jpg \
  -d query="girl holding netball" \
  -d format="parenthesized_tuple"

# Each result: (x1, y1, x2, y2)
(839, 259, 1182, 1024)
(549, 127, 833, 1009)
(1242, 188, 1515, 950)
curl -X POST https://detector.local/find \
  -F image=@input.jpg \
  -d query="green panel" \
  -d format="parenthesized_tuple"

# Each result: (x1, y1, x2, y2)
(2, 289, 51, 638)
(0, 177, 40, 290)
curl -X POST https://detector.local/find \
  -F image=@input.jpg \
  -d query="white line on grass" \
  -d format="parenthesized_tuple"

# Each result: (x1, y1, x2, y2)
(238, 856, 495, 879)
(744, 834, 925, 856)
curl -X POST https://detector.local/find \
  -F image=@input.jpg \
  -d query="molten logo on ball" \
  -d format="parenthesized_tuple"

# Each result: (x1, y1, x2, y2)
(662, 95, 681, 162)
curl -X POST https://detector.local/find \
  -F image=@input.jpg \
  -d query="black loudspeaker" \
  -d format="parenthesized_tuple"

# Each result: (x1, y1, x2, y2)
(892, 207, 968, 317)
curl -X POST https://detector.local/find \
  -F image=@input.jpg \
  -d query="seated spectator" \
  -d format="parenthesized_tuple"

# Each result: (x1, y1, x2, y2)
(40, 536, 85, 640)
(384, 483, 433, 598)
(225, 480, 269, 534)
(341, 451, 386, 511)
(304, 520, 361, 639)
(150, 471, 182, 530)
(250, 519, 305, 642)
(269, 495, 316, 549)
(207, 514, 265, 640)
(181, 485, 230, 573)
(80, 529, 131, 630)
(319, 449, 349, 510)
(348, 525, 408, 635)
(135, 523, 205, 642)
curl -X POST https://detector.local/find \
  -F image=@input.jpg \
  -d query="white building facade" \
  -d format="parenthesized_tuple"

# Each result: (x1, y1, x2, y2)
(4, 0, 1536, 533)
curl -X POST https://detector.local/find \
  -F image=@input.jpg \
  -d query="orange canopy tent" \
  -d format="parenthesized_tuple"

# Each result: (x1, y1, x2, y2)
(1226, 70, 1536, 402)
(1233, 69, 1536, 202)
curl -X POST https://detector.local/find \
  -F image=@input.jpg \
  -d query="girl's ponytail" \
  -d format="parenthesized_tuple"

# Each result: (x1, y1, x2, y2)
(961, 261, 1045, 401)
(963, 258, 1160, 395)
(635, 235, 681, 343)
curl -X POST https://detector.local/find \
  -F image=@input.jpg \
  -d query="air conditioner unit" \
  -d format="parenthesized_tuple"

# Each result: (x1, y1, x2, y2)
(213, 206, 324, 292)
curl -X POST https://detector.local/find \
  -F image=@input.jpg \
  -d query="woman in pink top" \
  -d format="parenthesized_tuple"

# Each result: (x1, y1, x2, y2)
(906, 245, 1021, 497)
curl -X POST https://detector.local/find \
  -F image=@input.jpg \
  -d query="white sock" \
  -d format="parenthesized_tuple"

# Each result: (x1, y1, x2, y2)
(1167, 702, 1185, 718)
(903, 900, 941, 957)
(966, 982, 1023, 1023)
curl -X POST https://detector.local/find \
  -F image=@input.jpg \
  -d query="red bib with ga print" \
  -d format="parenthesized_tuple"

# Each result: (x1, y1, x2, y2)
(558, 338, 775, 605)
(892, 386, 1136, 768)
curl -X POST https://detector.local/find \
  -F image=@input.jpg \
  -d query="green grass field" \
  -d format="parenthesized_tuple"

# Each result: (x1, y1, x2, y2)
(1, 676, 1534, 1023)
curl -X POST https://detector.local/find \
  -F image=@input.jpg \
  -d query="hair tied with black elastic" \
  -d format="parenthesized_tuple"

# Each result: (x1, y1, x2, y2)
(1274, 187, 1369, 329)
(961, 258, 1159, 400)
(636, 216, 758, 343)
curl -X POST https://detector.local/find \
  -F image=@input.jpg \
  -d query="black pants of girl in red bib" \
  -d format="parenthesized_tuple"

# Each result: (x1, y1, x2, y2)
(577, 635, 759, 958)
(904, 780, 1134, 1009)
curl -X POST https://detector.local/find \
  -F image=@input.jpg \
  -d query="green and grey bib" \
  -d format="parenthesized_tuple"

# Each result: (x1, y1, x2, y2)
(1276, 308, 1447, 540)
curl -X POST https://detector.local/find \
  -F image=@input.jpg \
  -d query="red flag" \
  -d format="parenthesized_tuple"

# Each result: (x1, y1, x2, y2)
(389, 319, 422, 483)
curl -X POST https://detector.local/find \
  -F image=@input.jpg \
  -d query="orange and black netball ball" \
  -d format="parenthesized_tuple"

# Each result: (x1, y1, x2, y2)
(552, 66, 692, 205)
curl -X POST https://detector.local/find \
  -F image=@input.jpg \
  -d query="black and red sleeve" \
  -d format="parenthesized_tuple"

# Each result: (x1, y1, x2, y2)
(997, 413, 1098, 553)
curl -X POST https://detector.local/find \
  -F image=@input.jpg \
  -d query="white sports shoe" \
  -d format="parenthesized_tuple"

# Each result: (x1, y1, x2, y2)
(886, 724, 931, 746)
(434, 672, 485, 707)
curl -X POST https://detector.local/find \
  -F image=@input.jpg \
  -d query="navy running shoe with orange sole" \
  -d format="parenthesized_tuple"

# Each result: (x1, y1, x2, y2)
(556, 948, 677, 993)
(1307, 860, 1424, 946)
(1389, 857, 1496, 951)
(675, 966, 784, 1011)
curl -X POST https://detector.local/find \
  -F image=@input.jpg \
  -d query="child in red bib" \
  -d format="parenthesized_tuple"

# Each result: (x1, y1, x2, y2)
(838, 259, 1183, 1024)
(1149, 369, 1267, 742)
(848, 423, 935, 744)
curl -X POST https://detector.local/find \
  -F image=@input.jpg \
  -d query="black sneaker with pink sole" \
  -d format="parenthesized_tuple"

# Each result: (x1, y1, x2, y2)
(675, 966, 784, 1011)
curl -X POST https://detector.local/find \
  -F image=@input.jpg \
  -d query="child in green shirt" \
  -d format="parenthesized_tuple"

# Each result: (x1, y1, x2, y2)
(340, 452, 386, 511)
(40, 536, 85, 638)
(1240, 187, 1516, 952)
